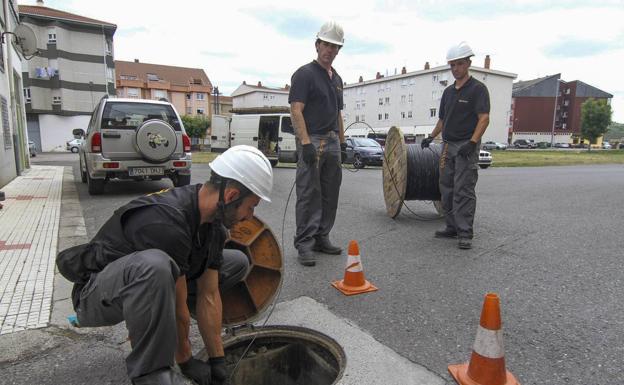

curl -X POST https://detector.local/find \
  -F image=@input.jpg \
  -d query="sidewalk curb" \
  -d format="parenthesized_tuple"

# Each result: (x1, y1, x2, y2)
(50, 168, 88, 328)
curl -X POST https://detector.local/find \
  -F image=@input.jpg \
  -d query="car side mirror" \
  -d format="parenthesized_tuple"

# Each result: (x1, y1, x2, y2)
(72, 128, 85, 138)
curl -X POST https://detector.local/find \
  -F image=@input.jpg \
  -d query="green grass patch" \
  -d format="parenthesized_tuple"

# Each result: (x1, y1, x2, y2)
(490, 149, 624, 167)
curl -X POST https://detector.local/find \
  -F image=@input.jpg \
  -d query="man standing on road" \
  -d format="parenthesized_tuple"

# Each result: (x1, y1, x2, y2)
(56, 145, 273, 385)
(421, 42, 490, 250)
(289, 21, 347, 267)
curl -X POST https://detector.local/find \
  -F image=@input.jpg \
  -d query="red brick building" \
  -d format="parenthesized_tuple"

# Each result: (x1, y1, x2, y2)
(511, 74, 612, 145)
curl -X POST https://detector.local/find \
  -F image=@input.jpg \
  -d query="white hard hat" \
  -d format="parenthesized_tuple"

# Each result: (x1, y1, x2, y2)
(446, 41, 475, 62)
(317, 21, 344, 46)
(209, 145, 273, 202)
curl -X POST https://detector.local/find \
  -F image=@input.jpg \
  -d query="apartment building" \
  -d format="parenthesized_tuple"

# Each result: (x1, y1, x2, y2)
(231, 81, 289, 113)
(0, 0, 30, 187)
(19, 2, 116, 152)
(512, 74, 613, 144)
(115, 60, 212, 119)
(342, 57, 517, 144)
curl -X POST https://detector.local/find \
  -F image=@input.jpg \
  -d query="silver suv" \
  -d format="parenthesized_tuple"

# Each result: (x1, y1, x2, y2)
(74, 97, 192, 195)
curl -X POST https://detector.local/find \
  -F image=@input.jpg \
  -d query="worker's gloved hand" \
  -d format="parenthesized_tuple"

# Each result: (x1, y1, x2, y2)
(209, 357, 228, 385)
(179, 357, 211, 385)
(458, 141, 477, 157)
(301, 143, 317, 166)
(421, 136, 434, 149)
(340, 142, 348, 163)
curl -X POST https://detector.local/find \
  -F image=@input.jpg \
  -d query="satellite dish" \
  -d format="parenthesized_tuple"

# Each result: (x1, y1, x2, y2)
(13, 24, 38, 57)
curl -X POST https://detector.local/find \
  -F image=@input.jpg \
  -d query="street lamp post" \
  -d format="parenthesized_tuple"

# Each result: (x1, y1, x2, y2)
(550, 79, 561, 148)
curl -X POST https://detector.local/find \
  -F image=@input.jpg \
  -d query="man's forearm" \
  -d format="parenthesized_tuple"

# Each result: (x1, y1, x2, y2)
(430, 119, 444, 138)
(290, 107, 310, 145)
(471, 114, 490, 143)
(197, 290, 224, 357)
(338, 112, 345, 143)
(175, 276, 192, 363)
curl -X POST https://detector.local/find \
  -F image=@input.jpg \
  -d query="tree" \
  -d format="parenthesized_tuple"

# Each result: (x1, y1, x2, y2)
(580, 98, 612, 151)
(181, 115, 210, 149)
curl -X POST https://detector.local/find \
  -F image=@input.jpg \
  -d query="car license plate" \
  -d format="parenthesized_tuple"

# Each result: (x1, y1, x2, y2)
(128, 167, 164, 176)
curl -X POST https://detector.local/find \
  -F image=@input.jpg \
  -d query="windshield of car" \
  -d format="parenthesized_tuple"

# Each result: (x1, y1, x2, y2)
(353, 138, 381, 147)
(101, 102, 182, 131)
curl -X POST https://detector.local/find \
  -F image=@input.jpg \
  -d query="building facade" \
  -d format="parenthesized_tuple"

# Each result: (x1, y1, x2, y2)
(19, 3, 116, 152)
(342, 57, 516, 144)
(512, 74, 613, 145)
(0, 0, 31, 187)
(231, 81, 289, 112)
(115, 59, 212, 120)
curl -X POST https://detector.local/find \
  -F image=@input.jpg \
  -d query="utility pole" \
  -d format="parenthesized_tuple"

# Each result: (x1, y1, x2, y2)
(213, 86, 219, 115)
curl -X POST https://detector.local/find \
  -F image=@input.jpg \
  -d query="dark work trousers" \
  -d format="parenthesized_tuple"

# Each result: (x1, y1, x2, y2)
(439, 140, 480, 239)
(75, 248, 249, 379)
(294, 132, 342, 253)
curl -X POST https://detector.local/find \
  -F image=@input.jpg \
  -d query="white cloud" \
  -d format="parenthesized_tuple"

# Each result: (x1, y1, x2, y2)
(37, 0, 624, 121)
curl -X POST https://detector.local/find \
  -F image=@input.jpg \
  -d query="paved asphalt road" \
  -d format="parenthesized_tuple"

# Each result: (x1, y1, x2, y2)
(21, 153, 624, 384)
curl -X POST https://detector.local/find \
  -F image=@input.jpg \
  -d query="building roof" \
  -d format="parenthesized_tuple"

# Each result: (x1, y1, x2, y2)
(115, 60, 212, 89)
(19, 5, 116, 28)
(512, 74, 561, 97)
(231, 82, 290, 97)
(569, 80, 613, 98)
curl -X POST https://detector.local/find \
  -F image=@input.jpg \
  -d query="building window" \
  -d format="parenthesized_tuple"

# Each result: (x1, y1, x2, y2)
(430, 108, 437, 118)
(401, 95, 406, 104)
(105, 39, 113, 54)
(153, 89, 167, 100)
(408, 111, 413, 118)
(53, 96, 62, 105)
(401, 112, 406, 119)
(47, 28, 57, 43)
(186, 93, 191, 100)
(355, 115, 360, 122)
(361, 100, 366, 108)
(408, 93, 413, 103)
(565, 88, 570, 94)
(433, 74, 439, 82)
(432, 90, 438, 100)
(120, 74, 138, 80)
(384, 113, 389, 120)
(360, 114, 366, 122)
(378, 114, 382, 121)
(106, 68, 114, 82)
(385, 97, 390, 105)
(196, 93, 205, 101)
(562, 123, 567, 129)
(147, 73, 159, 81)
(197, 108, 205, 115)
(127, 88, 139, 98)
(379, 98, 383, 106)
(564, 100, 570, 106)
(186, 107, 192, 115)
(23, 88, 31, 102)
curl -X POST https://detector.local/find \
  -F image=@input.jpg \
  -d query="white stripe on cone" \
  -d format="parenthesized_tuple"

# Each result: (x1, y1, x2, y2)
(472, 325, 505, 359)
(346, 254, 363, 272)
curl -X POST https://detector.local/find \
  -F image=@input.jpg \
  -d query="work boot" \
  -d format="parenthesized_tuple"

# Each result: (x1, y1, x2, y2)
(434, 227, 458, 239)
(313, 237, 342, 255)
(297, 249, 316, 266)
(458, 238, 472, 250)
(132, 368, 186, 385)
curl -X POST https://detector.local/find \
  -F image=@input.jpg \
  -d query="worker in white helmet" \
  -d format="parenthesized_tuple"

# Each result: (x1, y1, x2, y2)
(288, 21, 347, 266)
(421, 42, 490, 250)
(57, 145, 273, 385)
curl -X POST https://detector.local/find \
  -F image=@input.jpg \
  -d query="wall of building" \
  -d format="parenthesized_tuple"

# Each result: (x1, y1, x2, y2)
(232, 91, 288, 109)
(38, 114, 90, 151)
(343, 66, 515, 144)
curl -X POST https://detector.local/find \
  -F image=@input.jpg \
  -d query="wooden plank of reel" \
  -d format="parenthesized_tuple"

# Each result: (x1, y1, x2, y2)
(382, 126, 408, 218)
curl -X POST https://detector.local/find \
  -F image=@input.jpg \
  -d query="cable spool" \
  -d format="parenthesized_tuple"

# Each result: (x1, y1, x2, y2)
(382, 126, 443, 218)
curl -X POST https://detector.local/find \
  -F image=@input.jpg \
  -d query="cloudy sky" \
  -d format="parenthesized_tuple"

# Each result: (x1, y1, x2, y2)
(32, 0, 624, 121)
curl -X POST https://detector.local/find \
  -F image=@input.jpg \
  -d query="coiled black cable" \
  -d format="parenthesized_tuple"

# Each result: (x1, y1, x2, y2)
(405, 144, 442, 201)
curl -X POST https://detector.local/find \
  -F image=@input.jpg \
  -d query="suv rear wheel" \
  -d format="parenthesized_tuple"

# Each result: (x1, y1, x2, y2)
(172, 173, 191, 187)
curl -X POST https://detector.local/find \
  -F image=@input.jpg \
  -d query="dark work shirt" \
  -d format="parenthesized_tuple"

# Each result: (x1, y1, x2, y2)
(288, 60, 343, 135)
(439, 76, 490, 141)
(93, 184, 222, 278)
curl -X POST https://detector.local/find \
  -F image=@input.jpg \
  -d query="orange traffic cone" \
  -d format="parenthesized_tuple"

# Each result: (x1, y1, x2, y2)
(331, 240, 378, 296)
(448, 293, 520, 385)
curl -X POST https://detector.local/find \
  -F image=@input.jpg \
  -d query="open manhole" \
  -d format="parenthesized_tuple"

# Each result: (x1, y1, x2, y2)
(196, 216, 346, 384)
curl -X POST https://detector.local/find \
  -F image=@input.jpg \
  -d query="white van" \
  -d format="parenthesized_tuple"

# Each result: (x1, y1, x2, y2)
(210, 113, 296, 166)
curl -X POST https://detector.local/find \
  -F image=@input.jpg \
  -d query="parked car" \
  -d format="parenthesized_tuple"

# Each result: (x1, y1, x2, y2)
(619, 143, 624, 150)
(478, 150, 492, 169)
(513, 139, 531, 149)
(66, 138, 82, 153)
(554, 142, 571, 148)
(76, 97, 192, 195)
(344, 137, 384, 169)
(602, 142, 611, 149)
(536, 141, 551, 148)
(28, 140, 36, 157)
(482, 141, 507, 150)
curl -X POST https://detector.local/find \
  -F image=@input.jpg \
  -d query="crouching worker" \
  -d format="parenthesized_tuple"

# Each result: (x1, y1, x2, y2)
(56, 145, 273, 385)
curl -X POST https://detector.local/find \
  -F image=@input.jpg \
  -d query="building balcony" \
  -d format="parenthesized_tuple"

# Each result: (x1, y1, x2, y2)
(147, 79, 171, 90)
(117, 79, 144, 88)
